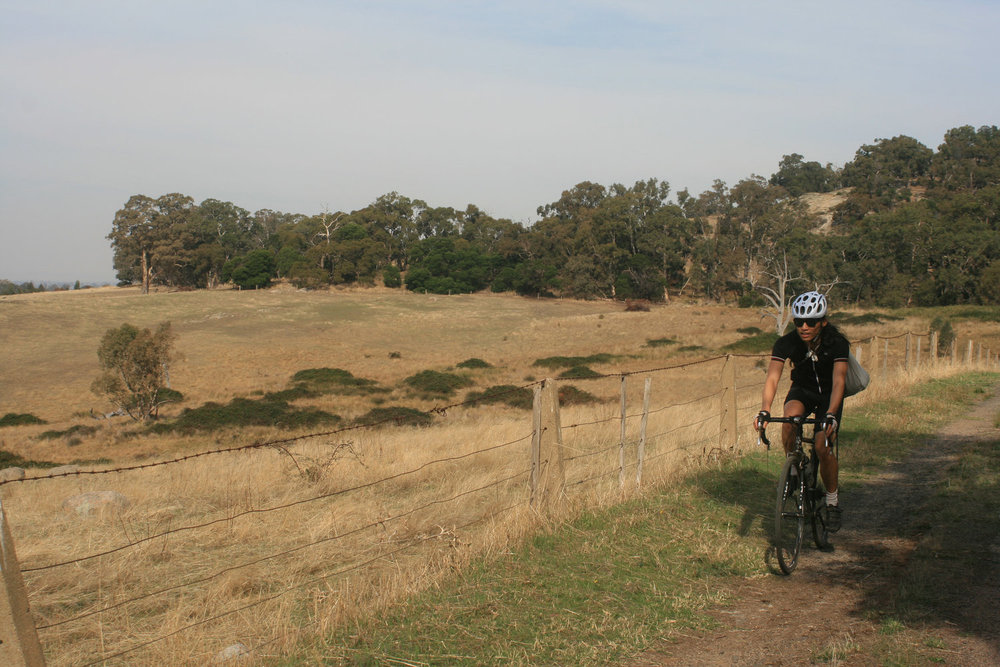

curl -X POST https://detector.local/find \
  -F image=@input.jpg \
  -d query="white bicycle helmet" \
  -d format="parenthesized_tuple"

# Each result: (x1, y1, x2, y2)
(791, 291, 827, 318)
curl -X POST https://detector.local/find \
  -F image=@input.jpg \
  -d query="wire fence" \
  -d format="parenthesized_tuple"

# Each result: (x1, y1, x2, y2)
(0, 329, 996, 666)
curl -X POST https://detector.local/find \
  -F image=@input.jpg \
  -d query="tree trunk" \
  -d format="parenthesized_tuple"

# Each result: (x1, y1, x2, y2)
(141, 249, 151, 294)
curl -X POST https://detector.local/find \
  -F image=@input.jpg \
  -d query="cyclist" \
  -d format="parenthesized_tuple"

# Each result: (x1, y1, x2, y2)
(753, 291, 849, 531)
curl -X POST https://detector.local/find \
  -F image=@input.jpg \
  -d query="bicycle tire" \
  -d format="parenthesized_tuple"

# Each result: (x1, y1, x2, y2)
(811, 493, 832, 550)
(775, 456, 804, 574)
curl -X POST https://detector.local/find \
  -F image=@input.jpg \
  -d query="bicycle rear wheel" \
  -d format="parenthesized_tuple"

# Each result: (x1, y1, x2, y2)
(775, 456, 805, 574)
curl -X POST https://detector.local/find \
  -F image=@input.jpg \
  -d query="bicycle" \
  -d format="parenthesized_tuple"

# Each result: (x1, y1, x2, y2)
(757, 415, 837, 574)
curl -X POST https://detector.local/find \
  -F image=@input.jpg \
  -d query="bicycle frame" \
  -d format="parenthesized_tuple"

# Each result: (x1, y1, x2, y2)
(758, 415, 834, 573)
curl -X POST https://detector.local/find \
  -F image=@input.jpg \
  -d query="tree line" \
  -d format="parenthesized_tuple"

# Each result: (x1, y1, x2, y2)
(108, 124, 1000, 310)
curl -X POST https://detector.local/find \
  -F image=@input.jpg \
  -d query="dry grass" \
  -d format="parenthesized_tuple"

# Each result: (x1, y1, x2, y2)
(1, 287, 998, 665)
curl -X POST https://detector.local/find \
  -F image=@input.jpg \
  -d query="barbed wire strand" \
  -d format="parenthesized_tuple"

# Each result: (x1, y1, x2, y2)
(24, 432, 533, 573)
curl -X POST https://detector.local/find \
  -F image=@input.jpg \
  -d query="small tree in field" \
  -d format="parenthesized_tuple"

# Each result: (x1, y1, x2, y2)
(92, 322, 176, 421)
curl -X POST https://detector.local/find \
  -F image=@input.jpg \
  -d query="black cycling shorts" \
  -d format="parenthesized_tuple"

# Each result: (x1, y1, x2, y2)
(784, 385, 843, 432)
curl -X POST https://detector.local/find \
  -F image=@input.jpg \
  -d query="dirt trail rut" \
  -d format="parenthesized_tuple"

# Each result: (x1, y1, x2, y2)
(631, 391, 1000, 666)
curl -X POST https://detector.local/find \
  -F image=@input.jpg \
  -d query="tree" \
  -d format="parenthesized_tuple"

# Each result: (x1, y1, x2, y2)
(769, 154, 838, 196)
(91, 322, 176, 421)
(108, 195, 160, 293)
(223, 249, 276, 289)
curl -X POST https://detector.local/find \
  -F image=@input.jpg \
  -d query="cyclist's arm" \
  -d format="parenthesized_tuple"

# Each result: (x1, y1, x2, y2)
(755, 358, 785, 428)
(825, 359, 848, 434)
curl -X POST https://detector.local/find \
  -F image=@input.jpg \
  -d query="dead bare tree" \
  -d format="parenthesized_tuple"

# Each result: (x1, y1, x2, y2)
(754, 251, 803, 334)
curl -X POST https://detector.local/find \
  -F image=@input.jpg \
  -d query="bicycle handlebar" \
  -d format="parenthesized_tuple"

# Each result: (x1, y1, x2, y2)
(756, 415, 823, 448)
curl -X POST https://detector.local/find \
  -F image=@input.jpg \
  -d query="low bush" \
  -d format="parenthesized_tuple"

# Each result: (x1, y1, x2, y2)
(558, 365, 602, 379)
(38, 424, 99, 441)
(558, 385, 600, 405)
(156, 387, 184, 403)
(353, 406, 433, 428)
(721, 332, 778, 353)
(457, 358, 492, 369)
(149, 397, 341, 434)
(403, 370, 474, 398)
(0, 449, 57, 468)
(464, 385, 534, 410)
(645, 338, 677, 348)
(291, 368, 383, 393)
(0, 413, 46, 427)
(533, 354, 617, 369)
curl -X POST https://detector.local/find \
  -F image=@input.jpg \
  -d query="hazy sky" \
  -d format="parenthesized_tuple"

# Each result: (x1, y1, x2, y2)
(2, 1, 997, 284)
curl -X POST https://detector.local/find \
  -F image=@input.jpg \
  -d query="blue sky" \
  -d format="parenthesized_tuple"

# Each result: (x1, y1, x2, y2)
(2, 0, 997, 284)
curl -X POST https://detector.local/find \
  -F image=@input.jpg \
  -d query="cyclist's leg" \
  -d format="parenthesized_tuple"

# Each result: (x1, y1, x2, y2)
(813, 401, 843, 493)
(780, 400, 806, 454)
(781, 386, 817, 455)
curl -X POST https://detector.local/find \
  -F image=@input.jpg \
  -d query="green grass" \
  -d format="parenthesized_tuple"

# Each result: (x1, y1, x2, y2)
(277, 372, 998, 666)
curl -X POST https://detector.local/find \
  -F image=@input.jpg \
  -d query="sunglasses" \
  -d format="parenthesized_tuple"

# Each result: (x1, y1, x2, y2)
(794, 317, 823, 328)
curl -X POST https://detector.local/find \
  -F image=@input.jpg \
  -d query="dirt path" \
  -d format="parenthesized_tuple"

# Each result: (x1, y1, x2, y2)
(631, 391, 1000, 667)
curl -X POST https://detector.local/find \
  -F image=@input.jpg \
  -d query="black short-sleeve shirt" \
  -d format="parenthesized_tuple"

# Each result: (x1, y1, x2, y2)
(770, 330, 850, 395)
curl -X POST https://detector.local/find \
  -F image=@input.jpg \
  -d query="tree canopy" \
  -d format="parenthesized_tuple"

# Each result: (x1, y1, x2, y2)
(104, 124, 1000, 309)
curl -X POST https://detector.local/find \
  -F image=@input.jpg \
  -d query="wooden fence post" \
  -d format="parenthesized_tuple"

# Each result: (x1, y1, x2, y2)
(883, 338, 889, 379)
(543, 379, 565, 504)
(0, 498, 46, 667)
(951, 338, 957, 365)
(636, 378, 651, 488)
(719, 355, 738, 452)
(619, 376, 627, 491)
(905, 333, 912, 371)
(530, 384, 541, 507)
(916, 336, 922, 368)
(967, 339, 974, 365)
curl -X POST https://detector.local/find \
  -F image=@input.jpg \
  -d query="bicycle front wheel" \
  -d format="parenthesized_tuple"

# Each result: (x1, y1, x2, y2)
(811, 493, 832, 551)
(775, 456, 805, 574)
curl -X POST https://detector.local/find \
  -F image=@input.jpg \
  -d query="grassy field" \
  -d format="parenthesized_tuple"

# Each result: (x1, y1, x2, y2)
(1, 286, 999, 666)
(280, 372, 999, 666)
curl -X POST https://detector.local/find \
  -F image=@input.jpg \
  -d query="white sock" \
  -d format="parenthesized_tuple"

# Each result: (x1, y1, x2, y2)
(827, 490, 838, 506)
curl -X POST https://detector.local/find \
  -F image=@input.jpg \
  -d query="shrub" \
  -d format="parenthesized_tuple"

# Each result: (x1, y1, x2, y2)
(0, 413, 46, 427)
(383, 265, 402, 288)
(290, 368, 383, 394)
(38, 424, 99, 440)
(150, 397, 340, 434)
(353, 406, 433, 428)
(403, 370, 474, 397)
(0, 449, 57, 468)
(224, 249, 276, 289)
(91, 322, 176, 422)
(156, 387, 184, 404)
(645, 338, 677, 348)
(288, 261, 329, 290)
(465, 385, 533, 410)
(930, 317, 956, 354)
(558, 365, 602, 379)
(721, 332, 779, 353)
(558, 385, 600, 405)
(533, 354, 616, 369)
(457, 358, 492, 369)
